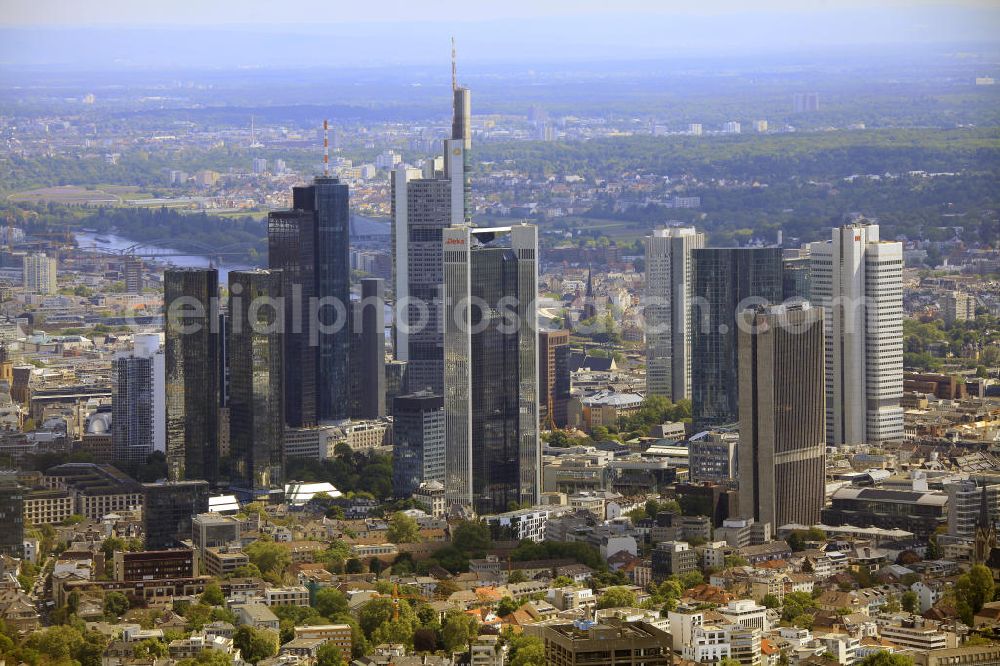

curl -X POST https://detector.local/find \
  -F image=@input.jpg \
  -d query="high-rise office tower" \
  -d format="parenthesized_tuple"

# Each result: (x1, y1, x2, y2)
(810, 221, 903, 445)
(451, 41, 472, 223)
(164, 268, 220, 484)
(644, 227, 705, 400)
(691, 248, 783, 430)
(0, 473, 24, 558)
(22, 253, 57, 295)
(268, 209, 317, 427)
(350, 278, 386, 419)
(539, 329, 570, 427)
(123, 257, 143, 294)
(737, 304, 826, 527)
(228, 270, 285, 499)
(443, 224, 539, 514)
(392, 390, 445, 498)
(391, 54, 472, 393)
(143, 480, 210, 549)
(275, 177, 351, 423)
(112, 333, 165, 470)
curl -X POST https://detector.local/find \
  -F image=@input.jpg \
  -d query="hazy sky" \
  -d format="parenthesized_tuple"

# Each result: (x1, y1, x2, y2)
(1, 0, 997, 25)
(1, 1, 997, 69)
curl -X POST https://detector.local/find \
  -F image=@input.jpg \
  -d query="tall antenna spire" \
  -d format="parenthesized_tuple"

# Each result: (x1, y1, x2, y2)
(451, 36, 457, 91)
(323, 119, 330, 177)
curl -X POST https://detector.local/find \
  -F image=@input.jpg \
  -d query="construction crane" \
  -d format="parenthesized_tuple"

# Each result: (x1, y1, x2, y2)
(374, 583, 426, 622)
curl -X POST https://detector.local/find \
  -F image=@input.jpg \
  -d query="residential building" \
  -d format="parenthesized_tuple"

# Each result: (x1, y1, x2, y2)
(810, 221, 904, 445)
(644, 226, 705, 400)
(228, 270, 284, 500)
(443, 224, 539, 514)
(22, 253, 57, 295)
(293, 625, 352, 658)
(652, 541, 697, 581)
(942, 290, 977, 325)
(164, 268, 220, 484)
(691, 247, 783, 429)
(112, 334, 165, 469)
(737, 304, 826, 527)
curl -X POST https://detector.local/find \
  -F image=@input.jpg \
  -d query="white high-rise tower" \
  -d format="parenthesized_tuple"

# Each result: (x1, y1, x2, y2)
(810, 220, 903, 446)
(112, 334, 166, 468)
(644, 227, 704, 400)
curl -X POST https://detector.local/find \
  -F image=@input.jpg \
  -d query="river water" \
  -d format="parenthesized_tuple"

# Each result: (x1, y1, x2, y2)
(74, 215, 389, 284)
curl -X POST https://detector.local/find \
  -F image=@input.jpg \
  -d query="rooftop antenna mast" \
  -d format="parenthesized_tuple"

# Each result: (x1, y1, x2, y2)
(323, 119, 330, 177)
(451, 36, 457, 91)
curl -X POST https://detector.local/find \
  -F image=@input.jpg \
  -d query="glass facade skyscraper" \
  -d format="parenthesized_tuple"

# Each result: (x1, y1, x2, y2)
(443, 224, 539, 515)
(691, 248, 783, 430)
(164, 268, 220, 484)
(228, 270, 285, 498)
(286, 177, 351, 423)
(268, 209, 317, 427)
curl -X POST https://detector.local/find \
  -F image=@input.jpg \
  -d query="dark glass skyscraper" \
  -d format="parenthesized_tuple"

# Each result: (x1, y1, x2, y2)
(0, 474, 24, 558)
(737, 304, 826, 527)
(278, 177, 351, 423)
(691, 248, 783, 430)
(228, 270, 285, 499)
(443, 225, 539, 515)
(349, 278, 386, 419)
(268, 209, 317, 427)
(143, 480, 210, 549)
(164, 268, 220, 484)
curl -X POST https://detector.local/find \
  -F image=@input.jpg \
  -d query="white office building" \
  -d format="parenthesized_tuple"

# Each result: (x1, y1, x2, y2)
(810, 221, 904, 445)
(644, 227, 704, 400)
(112, 334, 165, 467)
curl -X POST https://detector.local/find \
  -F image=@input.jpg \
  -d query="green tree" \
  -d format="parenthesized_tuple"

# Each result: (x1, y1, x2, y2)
(441, 611, 477, 652)
(387, 512, 421, 544)
(233, 626, 279, 665)
(761, 594, 781, 609)
(451, 521, 492, 554)
(781, 591, 817, 622)
(244, 539, 291, 581)
(508, 634, 545, 666)
(595, 586, 637, 610)
(201, 582, 225, 606)
(859, 653, 914, 666)
(104, 591, 130, 619)
(315, 642, 345, 666)
(901, 591, 919, 614)
(507, 569, 528, 584)
(314, 588, 349, 619)
(496, 596, 521, 617)
(956, 564, 996, 622)
(133, 638, 168, 659)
